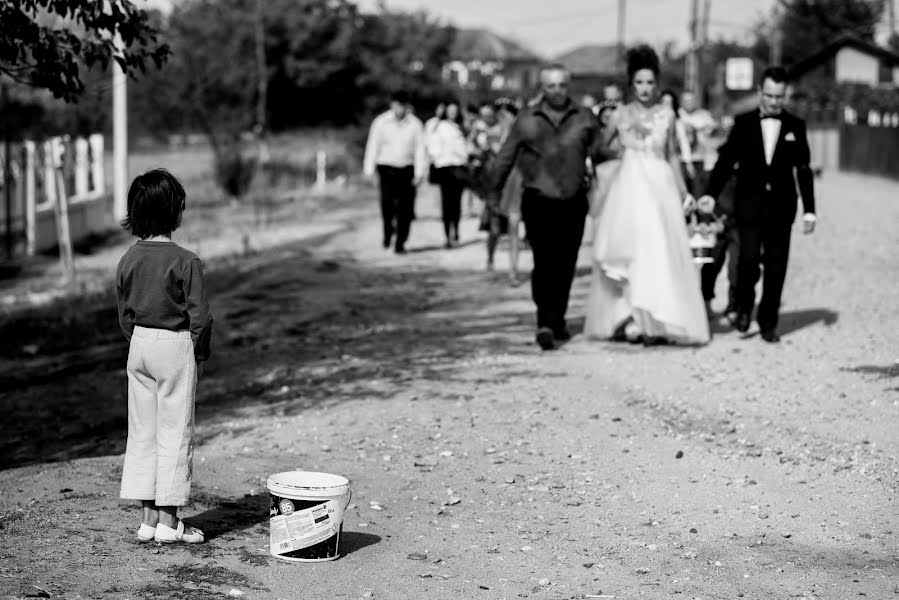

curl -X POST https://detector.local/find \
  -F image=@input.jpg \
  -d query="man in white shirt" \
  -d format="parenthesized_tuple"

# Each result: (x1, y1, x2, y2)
(363, 91, 426, 254)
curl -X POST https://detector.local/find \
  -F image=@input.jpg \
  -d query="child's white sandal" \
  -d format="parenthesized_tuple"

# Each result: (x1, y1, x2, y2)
(137, 523, 156, 542)
(154, 520, 204, 544)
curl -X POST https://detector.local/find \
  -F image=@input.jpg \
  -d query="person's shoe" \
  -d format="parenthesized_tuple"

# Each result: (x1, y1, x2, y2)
(395, 245, 407, 255)
(155, 520, 205, 544)
(382, 238, 391, 249)
(553, 328, 572, 342)
(137, 523, 156, 543)
(760, 329, 781, 343)
(734, 312, 751, 333)
(535, 327, 556, 351)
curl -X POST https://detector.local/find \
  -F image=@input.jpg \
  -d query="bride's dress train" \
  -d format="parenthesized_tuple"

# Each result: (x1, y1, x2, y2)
(585, 104, 710, 345)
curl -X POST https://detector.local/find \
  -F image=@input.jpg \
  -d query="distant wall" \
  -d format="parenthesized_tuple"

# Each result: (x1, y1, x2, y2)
(835, 48, 880, 86)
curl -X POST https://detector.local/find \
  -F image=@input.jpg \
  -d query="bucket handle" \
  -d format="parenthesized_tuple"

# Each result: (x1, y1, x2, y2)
(344, 489, 353, 510)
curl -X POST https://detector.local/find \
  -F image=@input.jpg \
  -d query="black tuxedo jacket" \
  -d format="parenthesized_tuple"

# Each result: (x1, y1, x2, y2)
(705, 109, 815, 226)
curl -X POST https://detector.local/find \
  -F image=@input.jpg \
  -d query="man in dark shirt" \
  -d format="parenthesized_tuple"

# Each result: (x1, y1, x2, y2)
(490, 64, 604, 350)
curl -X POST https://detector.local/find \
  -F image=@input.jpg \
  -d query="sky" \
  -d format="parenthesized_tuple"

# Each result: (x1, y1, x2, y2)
(143, 0, 895, 59)
(355, 0, 779, 57)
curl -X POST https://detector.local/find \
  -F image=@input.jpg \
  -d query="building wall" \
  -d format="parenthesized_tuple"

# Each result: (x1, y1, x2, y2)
(835, 47, 880, 85)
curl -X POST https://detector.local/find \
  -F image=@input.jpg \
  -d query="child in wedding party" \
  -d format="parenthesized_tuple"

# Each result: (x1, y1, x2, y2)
(115, 169, 213, 544)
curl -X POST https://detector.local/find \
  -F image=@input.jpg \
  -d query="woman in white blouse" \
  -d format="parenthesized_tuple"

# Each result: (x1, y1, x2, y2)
(427, 101, 470, 248)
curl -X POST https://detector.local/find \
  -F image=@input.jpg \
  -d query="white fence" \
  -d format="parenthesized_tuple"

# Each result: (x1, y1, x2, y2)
(1, 134, 111, 258)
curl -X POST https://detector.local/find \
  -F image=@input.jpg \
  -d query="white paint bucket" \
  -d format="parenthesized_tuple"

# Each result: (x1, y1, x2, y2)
(267, 471, 351, 562)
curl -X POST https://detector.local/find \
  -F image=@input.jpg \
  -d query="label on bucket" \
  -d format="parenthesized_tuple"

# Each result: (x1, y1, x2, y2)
(269, 498, 341, 556)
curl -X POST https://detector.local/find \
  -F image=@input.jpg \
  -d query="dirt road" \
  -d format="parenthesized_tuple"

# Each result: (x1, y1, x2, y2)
(1, 173, 897, 600)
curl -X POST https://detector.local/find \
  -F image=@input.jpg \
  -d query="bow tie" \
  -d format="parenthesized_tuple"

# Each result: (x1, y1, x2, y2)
(760, 113, 782, 121)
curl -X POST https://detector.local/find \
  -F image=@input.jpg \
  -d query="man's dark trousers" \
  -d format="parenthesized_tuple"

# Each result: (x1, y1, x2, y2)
(521, 189, 588, 334)
(701, 223, 738, 310)
(377, 165, 415, 250)
(736, 221, 793, 332)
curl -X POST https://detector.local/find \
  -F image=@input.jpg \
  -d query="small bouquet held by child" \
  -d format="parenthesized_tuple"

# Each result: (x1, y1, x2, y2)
(683, 195, 724, 265)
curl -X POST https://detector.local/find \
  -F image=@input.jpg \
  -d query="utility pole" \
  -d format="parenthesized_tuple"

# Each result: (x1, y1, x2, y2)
(254, 0, 268, 164)
(685, 0, 701, 95)
(770, 4, 783, 65)
(890, 0, 896, 39)
(2, 82, 12, 259)
(700, 0, 711, 102)
(108, 0, 128, 224)
(617, 0, 626, 62)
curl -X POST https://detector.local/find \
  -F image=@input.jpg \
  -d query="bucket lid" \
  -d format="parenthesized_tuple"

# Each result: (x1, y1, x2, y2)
(267, 471, 349, 499)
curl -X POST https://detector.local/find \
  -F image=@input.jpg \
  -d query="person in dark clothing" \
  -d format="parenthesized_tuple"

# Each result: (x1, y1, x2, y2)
(489, 64, 605, 351)
(700, 176, 739, 319)
(700, 66, 817, 343)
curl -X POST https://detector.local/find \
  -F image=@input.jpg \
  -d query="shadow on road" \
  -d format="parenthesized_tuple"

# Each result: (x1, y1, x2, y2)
(842, 362, 899, 380)
(188, 493, 271, 541)
(405, 239, 482, 254)
(0, 239, 538, 471)
(340, 531, 382, 556)
(778, 308, 839, 336)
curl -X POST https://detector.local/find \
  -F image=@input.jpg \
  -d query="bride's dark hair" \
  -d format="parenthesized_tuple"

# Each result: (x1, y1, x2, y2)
(626, 44, 660, 83)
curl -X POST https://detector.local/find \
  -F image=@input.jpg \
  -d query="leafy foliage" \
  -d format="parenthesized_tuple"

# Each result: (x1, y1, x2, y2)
(128, 0, 457, 136)
(767, 0, 885, 64)
(0, 0, 169, 102)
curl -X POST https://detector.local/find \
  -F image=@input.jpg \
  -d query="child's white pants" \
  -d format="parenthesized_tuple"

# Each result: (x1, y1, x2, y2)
(120, 326, 197, 506)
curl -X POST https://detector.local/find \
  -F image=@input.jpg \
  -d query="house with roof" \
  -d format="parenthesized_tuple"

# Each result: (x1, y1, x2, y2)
(553, 44, 623, 97)
(788, 34, 899, 89)
(442, 29, 543, 97)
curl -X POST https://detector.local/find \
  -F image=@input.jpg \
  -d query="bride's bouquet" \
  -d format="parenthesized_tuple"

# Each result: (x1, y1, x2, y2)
(683, 195, 723, 265)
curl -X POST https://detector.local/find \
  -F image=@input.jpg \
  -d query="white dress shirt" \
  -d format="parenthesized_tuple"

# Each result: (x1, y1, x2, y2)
(363, 110, 426, 178)
(428, 120, 469, 168)
(761, 116, 781, 166)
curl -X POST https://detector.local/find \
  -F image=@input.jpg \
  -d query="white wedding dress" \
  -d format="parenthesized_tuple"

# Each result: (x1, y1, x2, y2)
(585, 104, 710, 345)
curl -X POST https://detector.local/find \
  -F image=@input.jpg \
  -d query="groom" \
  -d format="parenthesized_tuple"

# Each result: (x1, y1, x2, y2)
(700, 66, 816, 343)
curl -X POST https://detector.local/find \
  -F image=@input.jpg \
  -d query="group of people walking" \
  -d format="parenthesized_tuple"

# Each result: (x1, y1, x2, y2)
(365, 45, 817, 351)
(108, 43, 818, 545)
(363, 92, 526, 280)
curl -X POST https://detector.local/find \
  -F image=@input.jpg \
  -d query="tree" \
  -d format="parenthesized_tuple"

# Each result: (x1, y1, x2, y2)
(770, 0, 886, 64)
(130, 0, 457, 136)
(263, 0, 365, 129)
(0, 0, 168, 102)
(354, 8, 457, 115)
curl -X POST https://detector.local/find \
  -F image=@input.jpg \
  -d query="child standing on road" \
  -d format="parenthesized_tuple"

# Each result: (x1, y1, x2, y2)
(115, 169, 213, 544)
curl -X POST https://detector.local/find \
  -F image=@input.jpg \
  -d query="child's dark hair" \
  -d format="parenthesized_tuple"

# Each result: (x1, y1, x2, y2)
(626, 44, 660, 83)
(121, 169, 186, 239)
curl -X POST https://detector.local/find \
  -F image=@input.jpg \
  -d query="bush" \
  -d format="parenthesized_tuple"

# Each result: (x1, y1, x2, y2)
(213, 146, 257, 199)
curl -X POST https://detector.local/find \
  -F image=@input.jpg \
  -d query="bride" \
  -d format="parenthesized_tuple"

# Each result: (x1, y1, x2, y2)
(585, 45, 711, 345)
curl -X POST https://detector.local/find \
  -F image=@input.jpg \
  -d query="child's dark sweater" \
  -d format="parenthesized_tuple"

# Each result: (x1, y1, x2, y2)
(115, 240, 213, 361)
